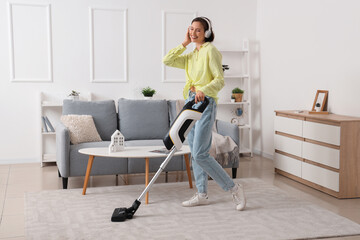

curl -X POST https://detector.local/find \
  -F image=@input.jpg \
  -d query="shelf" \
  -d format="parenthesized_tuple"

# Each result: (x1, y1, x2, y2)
(42, 131, 56, 135)
(43, 158, 56, 163)
(224, 75, 249, 79)
(43, 153, 56, 162)
(219, 50, 248, 53)
(238, 124, 251, 129)
(218, 101, 250, 105)
(42, 101, 62, 107)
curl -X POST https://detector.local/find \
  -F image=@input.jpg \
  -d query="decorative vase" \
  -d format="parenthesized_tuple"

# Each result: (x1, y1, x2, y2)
(143, 96, 153, 100)
(232, 93, 243, 102)
(230, 99, 235, 103)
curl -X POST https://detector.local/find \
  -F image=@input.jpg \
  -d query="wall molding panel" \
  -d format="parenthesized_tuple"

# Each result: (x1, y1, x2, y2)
(89, 7, 128, 83)
(162, 10, 197, 83)
(8, 3, 53, 82)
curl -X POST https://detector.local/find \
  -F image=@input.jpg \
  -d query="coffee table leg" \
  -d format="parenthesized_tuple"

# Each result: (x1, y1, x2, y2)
(184, 154, 193, 188)
(145, 157, 149, 204)
(82, 155, 94, 195)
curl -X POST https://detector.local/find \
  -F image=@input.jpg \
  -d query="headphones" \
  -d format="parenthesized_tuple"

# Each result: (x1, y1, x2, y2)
(201, 17, 212, 39)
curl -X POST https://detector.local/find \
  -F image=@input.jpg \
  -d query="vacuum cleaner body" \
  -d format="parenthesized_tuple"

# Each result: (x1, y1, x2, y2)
(111, 98, 209, 222)
(164, 98, 209, 150)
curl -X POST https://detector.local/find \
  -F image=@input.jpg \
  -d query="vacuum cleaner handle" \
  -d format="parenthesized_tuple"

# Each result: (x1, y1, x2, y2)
(163, 98, 209, 150)
(183, 97, 209, 113)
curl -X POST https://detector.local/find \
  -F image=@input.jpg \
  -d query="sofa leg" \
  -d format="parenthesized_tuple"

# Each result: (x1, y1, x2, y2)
(62, 177, 68, 189)
(232, 168, 237, 179)
(58, 170, 61, 178)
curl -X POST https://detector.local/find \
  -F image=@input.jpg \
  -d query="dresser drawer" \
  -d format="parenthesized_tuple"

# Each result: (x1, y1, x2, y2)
(274, 134, 302, 157)
(274, 116, 302, 136)
(303, 142, 340, 169)
(303, 121, 340, 145)
(275, 153, 301, 177)
(302, 162, 339, 192)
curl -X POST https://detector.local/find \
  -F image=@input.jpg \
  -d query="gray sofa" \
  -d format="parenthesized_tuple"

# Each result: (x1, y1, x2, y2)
(56, 98, 240, 189)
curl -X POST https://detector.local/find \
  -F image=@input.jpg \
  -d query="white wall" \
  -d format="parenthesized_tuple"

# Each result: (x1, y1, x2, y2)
(256, 0, 360, 157)
(0, 0, 257, 162)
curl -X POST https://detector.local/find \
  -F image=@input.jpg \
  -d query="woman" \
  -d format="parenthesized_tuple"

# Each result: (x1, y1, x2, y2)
(163, 17, 246, 211)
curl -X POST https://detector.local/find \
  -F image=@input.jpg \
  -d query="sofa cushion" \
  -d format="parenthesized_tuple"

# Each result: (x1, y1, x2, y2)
(167, 100, 177, 125)
(62, 100, 117, 141)
(118, 99, 170, 140)
(60, 115, 102, 144)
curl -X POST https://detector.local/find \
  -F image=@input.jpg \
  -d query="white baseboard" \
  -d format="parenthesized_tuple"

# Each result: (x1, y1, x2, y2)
(0, 158, 39, 165)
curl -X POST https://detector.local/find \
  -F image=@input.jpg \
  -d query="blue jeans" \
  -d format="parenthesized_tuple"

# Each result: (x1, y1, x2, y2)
(186, 92, 235, 194)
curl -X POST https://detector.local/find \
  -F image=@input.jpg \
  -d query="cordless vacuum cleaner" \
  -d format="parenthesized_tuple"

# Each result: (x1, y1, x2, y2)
(111, 98, 209, 222)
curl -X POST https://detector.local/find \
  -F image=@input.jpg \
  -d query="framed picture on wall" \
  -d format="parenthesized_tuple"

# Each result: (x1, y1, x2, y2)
(310, 90, 328, 114)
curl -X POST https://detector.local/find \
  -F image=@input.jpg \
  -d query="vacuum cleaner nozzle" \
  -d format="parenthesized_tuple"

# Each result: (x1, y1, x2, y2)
(111, 200, 141, 222)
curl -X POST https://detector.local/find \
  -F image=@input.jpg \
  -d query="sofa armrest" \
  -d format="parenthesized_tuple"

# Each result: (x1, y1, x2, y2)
(56, 122, 71, 177)
(216, 120, 240, 146)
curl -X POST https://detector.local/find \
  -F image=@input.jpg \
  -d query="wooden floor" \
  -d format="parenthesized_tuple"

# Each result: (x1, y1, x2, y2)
(0, 154, 360, 239)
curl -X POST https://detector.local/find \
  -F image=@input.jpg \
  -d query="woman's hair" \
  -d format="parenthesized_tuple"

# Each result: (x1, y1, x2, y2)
(191, 17, 215, 42)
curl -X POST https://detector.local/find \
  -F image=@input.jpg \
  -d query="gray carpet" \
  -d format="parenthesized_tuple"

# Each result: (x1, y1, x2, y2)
(25, 178, 360, 240)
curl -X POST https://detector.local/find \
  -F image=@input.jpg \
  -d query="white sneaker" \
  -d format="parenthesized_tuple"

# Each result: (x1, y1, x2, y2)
(182, 192, 210, 207)
(231, 183, 246, 211)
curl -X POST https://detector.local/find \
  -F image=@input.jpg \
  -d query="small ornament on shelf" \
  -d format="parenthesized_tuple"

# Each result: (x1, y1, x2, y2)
(68, 90, 80, 101)
(222, 64, 229, 72)
(236, 108, 243, 116)
(141, 87, 156, 99)
(232, 87, 244, 102)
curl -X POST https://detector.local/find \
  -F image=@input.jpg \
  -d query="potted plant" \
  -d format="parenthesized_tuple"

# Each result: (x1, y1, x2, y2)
(68, 90, 80, 100)
(230, 95, 235, 103)
(141, 87, 156, 99)
(232, 88, 244, 102)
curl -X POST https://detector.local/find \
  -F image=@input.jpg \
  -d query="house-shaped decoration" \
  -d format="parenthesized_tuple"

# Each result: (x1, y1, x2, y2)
(109, 130, 125, 153)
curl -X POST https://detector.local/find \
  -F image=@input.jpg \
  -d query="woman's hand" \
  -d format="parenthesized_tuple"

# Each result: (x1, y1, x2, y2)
(182, 27, 191, 47)
(195, 90, 205, 103)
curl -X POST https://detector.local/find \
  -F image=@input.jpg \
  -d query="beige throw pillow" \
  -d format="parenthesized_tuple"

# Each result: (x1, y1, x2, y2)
(60, 115, 102, 144)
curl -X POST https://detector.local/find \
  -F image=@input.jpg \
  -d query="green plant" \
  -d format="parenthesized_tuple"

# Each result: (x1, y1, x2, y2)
(141, 87, 156, 97)
(232, 88, 244, 94)
(231, 95, 235, 99)
(68, 90, 80, 96)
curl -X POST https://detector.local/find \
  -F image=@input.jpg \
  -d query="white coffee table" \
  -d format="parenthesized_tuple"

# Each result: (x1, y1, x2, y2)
(79, 145, 192, 204)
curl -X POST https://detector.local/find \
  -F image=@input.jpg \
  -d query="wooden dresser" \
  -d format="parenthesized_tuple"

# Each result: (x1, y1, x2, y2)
(274, 110, 360, 198)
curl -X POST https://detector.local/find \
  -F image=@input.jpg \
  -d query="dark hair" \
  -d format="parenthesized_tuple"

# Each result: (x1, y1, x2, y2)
(191, 17, 215, 42)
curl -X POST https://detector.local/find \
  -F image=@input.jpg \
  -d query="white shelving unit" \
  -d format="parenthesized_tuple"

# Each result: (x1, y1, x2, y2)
(218, 39, 253, 157)
(40, 92, 92, 167)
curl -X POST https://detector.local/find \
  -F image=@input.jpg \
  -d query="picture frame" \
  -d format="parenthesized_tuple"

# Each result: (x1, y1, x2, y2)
(311, 90, 328, 113)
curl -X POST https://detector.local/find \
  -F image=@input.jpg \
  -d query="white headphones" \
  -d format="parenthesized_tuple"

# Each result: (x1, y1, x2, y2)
(201, 17, 212, 39)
